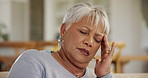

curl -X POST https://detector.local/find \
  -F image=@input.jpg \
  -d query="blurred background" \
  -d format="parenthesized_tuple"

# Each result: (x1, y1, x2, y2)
(0, 0, 148, 74)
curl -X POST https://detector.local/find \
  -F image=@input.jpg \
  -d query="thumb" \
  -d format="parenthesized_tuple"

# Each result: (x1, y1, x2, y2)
(95, 59, 101, 67)
(95, 59, 101, 75)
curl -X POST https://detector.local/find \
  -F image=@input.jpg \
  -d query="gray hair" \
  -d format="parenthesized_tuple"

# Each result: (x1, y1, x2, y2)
(62, 3, 110, 35)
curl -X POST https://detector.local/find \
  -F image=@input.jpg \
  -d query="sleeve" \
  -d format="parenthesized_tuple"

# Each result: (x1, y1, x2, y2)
(8, 50, 44, 78)
(101, 72, 114, 78)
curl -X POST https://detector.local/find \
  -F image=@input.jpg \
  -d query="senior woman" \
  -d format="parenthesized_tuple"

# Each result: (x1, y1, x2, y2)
(8, 3, 115, 78)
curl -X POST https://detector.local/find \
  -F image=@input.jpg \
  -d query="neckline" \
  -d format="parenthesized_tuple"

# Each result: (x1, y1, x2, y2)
(45, 50, 88, 78)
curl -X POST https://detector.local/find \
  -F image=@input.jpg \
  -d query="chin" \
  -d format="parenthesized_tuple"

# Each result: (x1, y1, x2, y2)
(75, 56, 91, 64)
(75, 62, 89, 69)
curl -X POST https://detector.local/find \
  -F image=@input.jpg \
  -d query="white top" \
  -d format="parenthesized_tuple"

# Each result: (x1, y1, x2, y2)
(8, 49, 113, 78)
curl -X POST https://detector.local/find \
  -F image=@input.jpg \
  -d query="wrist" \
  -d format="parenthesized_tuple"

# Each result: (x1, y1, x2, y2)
(96, 72, 110, 78)
(96, 72, 112, 78)
(96, 75, 103, 78)
(96, 75, 104, 78)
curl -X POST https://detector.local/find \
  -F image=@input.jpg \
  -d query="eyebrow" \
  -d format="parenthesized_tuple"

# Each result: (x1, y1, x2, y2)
(82, 26, 91, 31)
(96, 33, 103, 36)
(82, 25, 104, 36)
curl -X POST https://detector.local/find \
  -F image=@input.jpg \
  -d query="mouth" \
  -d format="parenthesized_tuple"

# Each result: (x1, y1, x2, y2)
(77, 48, 90, 56)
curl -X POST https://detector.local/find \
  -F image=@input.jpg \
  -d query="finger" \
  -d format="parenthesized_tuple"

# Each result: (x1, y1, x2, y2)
(104, 35, 109, 50)
(101, 53, 109, 60)
(101, 58, 111, 69)
(102, 35, 109, 49)
(103, 42, 115, 59)
(101, 35, 110, 55)
(96, 59, 99, 65)
(102, 56, 112, 66)
(101, 36, 105, 56)
(95, 59, 101, 67)
(103, 42, 115, 65)
(100, 43, 116, 69)
(109, 42, 115, 57)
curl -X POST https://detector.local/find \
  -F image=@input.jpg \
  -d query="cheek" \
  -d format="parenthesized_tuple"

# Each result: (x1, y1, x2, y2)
(92, 44, 101, 54)
(63, 31, 82, 49)
(67, 31, 83, 44)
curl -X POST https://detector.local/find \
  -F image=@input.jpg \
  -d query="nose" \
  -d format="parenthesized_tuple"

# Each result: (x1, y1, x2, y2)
(84, 36, 93, 47)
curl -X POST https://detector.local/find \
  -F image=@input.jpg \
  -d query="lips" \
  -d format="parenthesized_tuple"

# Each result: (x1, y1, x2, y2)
(77, 48, 90, 56)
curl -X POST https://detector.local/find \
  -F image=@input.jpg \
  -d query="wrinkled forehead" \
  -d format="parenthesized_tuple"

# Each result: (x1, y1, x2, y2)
(76, 16, 105, 33)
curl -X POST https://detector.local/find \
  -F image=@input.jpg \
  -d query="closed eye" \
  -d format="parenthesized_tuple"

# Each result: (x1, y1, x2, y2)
(95, 38, 101, 43)
(80, 30, 88, 34)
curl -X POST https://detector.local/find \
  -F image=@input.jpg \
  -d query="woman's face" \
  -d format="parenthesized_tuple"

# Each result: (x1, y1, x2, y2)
(61, 17, 104, 67)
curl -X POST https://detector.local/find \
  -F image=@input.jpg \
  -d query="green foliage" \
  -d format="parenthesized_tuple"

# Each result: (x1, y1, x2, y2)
(0, 23, 8, 41)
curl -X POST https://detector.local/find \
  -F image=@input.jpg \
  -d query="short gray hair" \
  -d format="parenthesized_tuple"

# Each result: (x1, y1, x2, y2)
(62, 3, 110, 35)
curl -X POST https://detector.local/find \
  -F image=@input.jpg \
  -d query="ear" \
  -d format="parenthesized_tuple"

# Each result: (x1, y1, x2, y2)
(60, 23, 66, 38)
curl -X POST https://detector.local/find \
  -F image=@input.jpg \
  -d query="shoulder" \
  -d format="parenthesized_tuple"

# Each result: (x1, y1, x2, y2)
(21, 49, 40, 56)
(8, 49, 49, 78)
(17, 49, 51, 62)
(21, 49, 50, 56)
(12, 49, 53, 71)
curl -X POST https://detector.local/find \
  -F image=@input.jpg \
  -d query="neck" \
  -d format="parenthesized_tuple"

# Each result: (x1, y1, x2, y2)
(57, 49, 87, 77)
